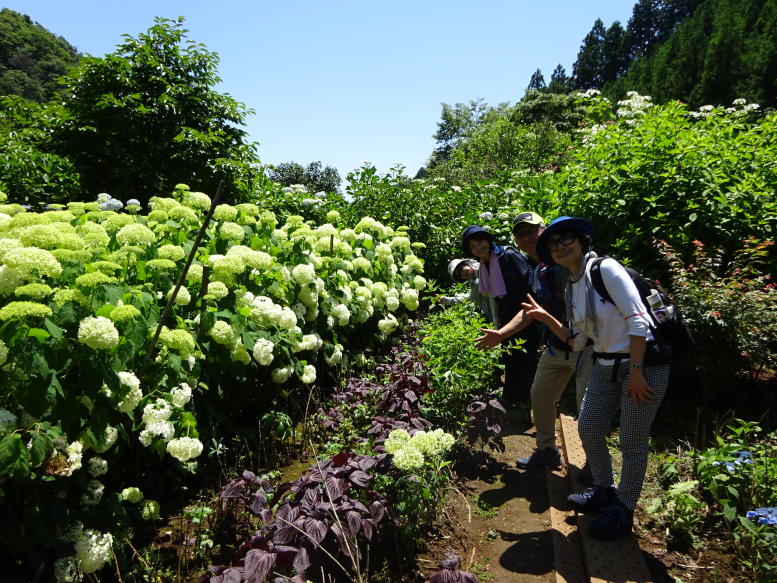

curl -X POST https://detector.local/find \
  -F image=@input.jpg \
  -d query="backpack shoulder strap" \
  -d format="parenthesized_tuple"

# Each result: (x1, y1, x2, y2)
(589, 256, 614, 304)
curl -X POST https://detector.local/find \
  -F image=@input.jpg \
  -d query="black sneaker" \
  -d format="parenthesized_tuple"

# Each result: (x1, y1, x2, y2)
(578, 461, 595, 485)
(588, 497, 634, 540)
(517, 447, 561, 469)
(567, 486, 615, 514)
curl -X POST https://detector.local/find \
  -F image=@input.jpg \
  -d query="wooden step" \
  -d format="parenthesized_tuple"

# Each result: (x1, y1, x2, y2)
(556, 414, 653, 583)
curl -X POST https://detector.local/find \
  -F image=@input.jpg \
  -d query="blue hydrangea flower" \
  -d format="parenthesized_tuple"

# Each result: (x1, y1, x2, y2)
(745, 507, 777, 526)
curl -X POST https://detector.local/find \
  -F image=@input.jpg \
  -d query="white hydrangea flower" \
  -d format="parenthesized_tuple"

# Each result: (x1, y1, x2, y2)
(299, 364, 317, 384)
(271, 366, 292, 384)
(332, 303, 351, 326)
(87, 457, 108, 477)
(209, 320, 235, 345)
(121, 487, 144, 503)
(117, 371, 142, 413)
(53, 556, 78, 583)
(116, 223, 156, 246)
(413, 275, 427, 290)
(205, 281, 229, 300)
(252, 338, 275, 366)
(170, 383, 192, 407)
(325, 343, 343, 366)
(409, 428, 455, 457)
(73, 527, 113, 573)
(80, 479, 105, 506)
(277, 307, 297, 330)
(92, 426, 118, 454)
(384, 428, 411, 454)
(169, 285, 191, 306)
(166, 436, 203, 461)
(78, 316, 119, 350)
(391, 446, 425, 471)
(378, 314, 399, 334)
(292, 263, 316, 285)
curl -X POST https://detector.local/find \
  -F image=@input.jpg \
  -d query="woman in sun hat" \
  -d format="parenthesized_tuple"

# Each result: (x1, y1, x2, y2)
(521, 216, 670, 540)
(460, 225, 538, 410)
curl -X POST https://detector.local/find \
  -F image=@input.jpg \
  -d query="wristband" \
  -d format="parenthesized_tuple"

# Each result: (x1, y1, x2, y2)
(629, 361, 643, 371)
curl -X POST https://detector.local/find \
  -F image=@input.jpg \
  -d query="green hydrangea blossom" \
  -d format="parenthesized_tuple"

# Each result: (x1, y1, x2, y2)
(0, 301, 53, 320)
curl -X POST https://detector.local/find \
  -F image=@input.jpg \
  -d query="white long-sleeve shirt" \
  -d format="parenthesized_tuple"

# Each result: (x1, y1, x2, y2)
(568, 257, 654, 357)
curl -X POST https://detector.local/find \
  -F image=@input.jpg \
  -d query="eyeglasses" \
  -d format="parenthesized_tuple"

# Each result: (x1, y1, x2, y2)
(547, 234, 576, 252)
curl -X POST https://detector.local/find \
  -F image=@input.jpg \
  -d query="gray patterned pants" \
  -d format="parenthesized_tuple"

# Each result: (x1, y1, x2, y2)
(578, 361, 670, 509)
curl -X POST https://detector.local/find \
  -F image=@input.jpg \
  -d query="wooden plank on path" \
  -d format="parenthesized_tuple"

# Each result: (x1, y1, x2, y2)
(558, 415, 653, 583)
(547, 442, 587, 583)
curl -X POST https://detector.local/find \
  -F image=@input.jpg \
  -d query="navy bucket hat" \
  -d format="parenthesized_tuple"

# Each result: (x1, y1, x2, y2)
(460, 225, 494, 257)
(536, 216, 593, 265)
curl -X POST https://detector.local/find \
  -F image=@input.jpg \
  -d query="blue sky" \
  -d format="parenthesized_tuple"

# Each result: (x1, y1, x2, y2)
(7, 1, 634, 182)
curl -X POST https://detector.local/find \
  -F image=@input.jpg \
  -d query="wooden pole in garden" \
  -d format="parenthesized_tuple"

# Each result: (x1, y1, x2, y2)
(137, 180, 224, 380)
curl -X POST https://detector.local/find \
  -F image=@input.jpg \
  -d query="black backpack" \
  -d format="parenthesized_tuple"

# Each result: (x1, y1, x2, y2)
(589, 257, 695, 361)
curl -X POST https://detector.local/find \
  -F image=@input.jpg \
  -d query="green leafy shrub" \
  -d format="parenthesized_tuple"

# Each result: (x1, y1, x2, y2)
(657, 238, 777, 414)
(417, 303, 504, 431)
(556, 95, 777, 272)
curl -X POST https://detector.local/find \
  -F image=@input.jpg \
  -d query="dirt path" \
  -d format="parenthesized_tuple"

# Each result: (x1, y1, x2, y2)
(419, 415, 558, 582)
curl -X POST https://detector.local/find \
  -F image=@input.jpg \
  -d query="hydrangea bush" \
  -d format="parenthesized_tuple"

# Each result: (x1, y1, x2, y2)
(0, 186, 424, 577)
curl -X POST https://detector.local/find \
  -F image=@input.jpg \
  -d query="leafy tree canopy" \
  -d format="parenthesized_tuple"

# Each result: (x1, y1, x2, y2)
(0, 9, 81, 102)
(268, 161, 341, 194)
(52, 16, 263, 205)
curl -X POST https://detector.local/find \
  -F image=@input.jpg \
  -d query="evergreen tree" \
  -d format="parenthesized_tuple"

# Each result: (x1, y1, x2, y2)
(602, 21, 628, 83)
(547, 64, 571, 93)
(572, 19, 607, 89)
(527, 68, 546, 91)
(626, 0, 660, 60)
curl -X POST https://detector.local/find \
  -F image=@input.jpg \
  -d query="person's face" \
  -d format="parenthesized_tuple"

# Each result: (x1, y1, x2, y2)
(513, 223, 543, 260)
(548, 232, 582, 268)
(467, 236, 491, 261)
(458, 263, 477, 280)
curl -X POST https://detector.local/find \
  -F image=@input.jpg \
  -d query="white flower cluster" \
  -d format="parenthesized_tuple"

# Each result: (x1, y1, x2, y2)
(292, 333, 322, 353)
(117, 371, 142, 413)
(170, 383, 192, 407)
(139, 399, 174, 446)
(299, 364, 316, 384)
(78, 316, 119, 350)
(377, 314, 398, 334)
(87, 457, 108, 477)
(384, 428, 455, 472)
(616, 91, 653, 118)
(57, 441, 83, 477)
(292, 263, 316, 285)
(80, 479, 105, 507)
(91, 425, 118, 454)
(272, 366, 292, 384)
(166, 436, 203, 461)
(325, 343, 343, 366)
(252, 338, 275, 366)
(121, 486, 144, 503)
(249, 295, 297, 329)
(209, 320, 235, 345)
(60, 522, 113, 574)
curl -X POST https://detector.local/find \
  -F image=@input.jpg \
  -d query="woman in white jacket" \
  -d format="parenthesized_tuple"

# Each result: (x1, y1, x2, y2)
(521, 216, 670, 540)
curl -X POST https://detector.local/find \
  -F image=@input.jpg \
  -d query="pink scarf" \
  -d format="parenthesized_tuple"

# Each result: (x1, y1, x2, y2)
(478, 253, 507, 299)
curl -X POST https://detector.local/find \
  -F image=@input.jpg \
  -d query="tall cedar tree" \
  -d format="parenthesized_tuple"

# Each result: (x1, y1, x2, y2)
(572, 19, 607, 89)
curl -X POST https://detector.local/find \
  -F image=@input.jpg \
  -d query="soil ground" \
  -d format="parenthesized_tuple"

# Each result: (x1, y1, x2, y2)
(416, 413, 557, 582)
(414, 412, 748, 583)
